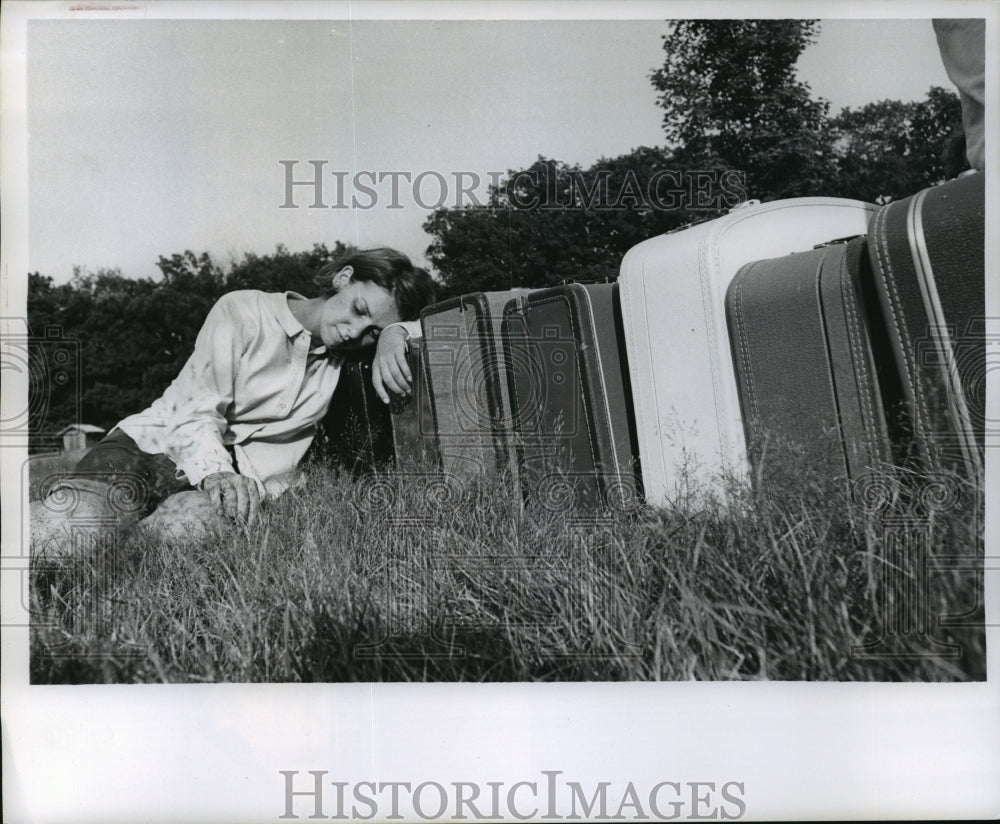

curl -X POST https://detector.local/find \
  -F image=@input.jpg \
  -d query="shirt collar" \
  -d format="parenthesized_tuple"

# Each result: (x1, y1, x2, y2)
(280, 290, 338, 361)
(273, 291, 309, 336)
(274, 292, 333, 357)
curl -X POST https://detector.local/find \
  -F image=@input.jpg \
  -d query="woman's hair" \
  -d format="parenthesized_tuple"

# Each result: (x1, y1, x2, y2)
(314, 246, 436, 321)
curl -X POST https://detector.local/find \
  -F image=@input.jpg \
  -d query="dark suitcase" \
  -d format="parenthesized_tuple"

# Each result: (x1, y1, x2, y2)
(389, 337, 440, 471)
(502, 282, 641, 512)
(321, 341, 437, 475)
(867, 171, 985, 485)
(726, 237, 902, 497)
(619, 197, 877, 505)
(420, 290, 531, 482)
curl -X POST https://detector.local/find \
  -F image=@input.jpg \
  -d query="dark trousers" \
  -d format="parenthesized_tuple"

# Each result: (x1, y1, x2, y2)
(71, 429, 194, 518)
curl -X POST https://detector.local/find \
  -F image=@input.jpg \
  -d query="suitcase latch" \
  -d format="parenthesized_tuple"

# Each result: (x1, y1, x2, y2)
(813, 234, 863, 249)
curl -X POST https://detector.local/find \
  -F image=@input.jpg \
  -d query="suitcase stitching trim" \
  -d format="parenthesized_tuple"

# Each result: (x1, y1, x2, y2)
(838, 246, 881, 470)
(500, 306, 526, 489)
(701, 229, 729, 459)
(731, 264, 760, 433)
(907, 189, 980, 477)
(871, 204, 932, 439)
(618, 259, 657, 488)
(579, 286, 626, 482)
(728, 262, 765, 483)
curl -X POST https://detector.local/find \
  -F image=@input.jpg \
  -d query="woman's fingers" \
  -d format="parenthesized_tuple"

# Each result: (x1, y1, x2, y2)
(394, 346, 412, 385)
(201, 473, 264, 524)
(380, 356, 410, 397)
(220, 481, 238, 520)
(372, 326, 411, 403)
(371, 364, 388, 404)
(209, 484, 224, 516)
(245, 480, 262, 526)
(234, 479, 249, 521)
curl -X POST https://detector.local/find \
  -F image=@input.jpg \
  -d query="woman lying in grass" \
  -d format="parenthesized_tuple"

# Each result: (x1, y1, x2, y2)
(31, 246, 435, 556)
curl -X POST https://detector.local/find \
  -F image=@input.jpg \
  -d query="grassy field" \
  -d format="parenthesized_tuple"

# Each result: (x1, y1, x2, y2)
(28, 452, 985, 683)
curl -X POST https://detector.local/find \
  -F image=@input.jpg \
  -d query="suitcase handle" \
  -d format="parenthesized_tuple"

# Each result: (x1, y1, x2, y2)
(813, 234, 864, 250)
(559, 277, 615, 286)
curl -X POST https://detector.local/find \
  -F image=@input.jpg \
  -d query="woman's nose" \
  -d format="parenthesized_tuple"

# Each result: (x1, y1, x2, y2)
(347, 318, 370, 339)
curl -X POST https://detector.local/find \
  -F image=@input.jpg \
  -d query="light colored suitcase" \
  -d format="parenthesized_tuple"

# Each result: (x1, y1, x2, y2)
(619, 198, 877, 505)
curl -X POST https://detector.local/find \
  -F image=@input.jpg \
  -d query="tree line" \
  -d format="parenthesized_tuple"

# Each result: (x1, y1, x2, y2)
(426, 20, 966, 293)
(27, 245, 345, 449)
(27, 20, 966, 448)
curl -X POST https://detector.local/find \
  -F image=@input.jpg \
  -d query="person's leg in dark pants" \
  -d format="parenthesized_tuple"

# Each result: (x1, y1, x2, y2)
(31, 430, 228, 559)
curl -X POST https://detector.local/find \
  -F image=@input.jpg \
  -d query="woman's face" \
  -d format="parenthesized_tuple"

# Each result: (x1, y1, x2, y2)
(319, 269, 400, 350)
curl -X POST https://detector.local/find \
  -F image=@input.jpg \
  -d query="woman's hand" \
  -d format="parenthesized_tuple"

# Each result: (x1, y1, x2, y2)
(371, 325, 412, 403)
(201, 472, 262, 525)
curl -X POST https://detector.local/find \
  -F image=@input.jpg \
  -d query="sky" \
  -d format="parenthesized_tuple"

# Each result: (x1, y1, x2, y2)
(25, 17, 957, 284)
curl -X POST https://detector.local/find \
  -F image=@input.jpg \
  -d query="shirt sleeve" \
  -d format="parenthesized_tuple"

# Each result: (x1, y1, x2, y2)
(159, 293, 251, 488)
(382, 320, 423, 339)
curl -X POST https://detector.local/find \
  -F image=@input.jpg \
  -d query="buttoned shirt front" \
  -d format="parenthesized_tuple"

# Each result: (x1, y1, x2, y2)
(115, 290, 419, 497)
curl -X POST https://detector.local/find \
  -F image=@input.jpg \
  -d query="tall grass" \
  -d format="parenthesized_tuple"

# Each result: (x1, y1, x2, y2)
(29, 453, 984, 683)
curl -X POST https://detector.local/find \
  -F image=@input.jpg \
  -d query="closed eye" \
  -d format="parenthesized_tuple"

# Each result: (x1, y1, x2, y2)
(354, 299, 370, 317)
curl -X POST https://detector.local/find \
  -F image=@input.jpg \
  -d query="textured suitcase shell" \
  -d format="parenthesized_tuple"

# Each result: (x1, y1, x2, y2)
(389, 337, 440, 471)
(619, 197, 877, 504)
(867, 171, 985, 485)
(502, 282, 641, 511)
(420, 290, 532, 481)
(726, 237, 896, 497)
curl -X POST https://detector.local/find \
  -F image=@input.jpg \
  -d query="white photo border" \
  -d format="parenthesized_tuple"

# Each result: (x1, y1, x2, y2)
(2, 1, 998, 821)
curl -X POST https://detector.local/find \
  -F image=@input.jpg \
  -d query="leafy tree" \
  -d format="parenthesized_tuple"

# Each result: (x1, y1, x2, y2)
(424, 150, 744, 297)
(25, 273, 91, 450)
(225, 242, 347, 295)
(650, 20, 835, 200)
(27, 244, 345, 449)
(27, 23, 972, 450)
(909, 86, 969, 181)
(828, 86, 967, 203)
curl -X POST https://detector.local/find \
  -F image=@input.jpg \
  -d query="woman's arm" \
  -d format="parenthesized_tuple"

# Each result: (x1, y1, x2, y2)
(161, 293, 249, 488)
(371, 320, 421, 403)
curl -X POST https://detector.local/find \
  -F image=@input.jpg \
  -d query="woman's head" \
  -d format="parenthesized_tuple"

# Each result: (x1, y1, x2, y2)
(314, 246, 436, 322)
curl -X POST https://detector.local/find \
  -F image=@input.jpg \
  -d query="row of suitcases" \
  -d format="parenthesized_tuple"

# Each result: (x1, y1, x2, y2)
(323, 171, 985, 512)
